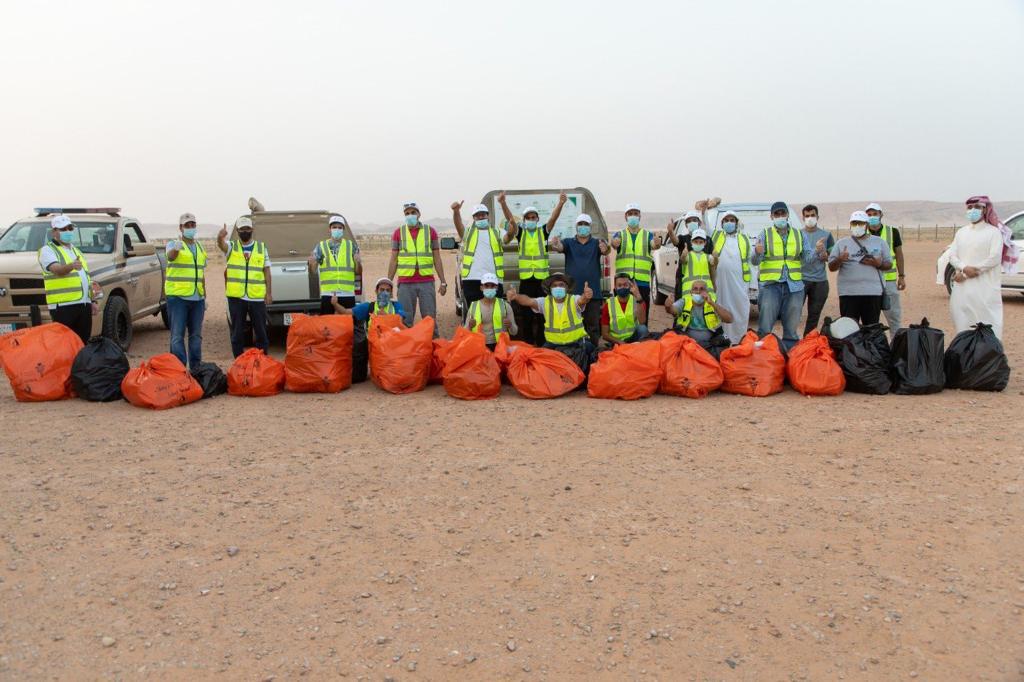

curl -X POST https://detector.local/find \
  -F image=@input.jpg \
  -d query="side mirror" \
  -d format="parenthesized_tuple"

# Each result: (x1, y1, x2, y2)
(127, 243, 156, 257)
(440, 236, 458, 250)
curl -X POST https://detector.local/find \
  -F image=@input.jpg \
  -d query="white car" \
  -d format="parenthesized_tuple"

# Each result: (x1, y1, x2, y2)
(935, 210, 1024, 295)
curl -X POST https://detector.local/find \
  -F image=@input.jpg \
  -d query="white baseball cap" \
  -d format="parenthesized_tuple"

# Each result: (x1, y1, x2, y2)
(691, 228, 708, 240)
(523, 206, 539, 216)
(481, 272, 500, 286)
(575, 213, 592, 225)
(329, 215, 347, 226)
(471, 204, 489, 215)
(850, 211, 870, 223)
(683, 210, 702, 223)
(51, 215, 72, 230)
(374, 276, 394, 290)
(179, 212, 197, 225)
(402, 202, 420, 213)
(720, 210, 739, 221)
(624, 202, 641, 213)
(865, 202, 882, 212)
(235, 216, 253, 229)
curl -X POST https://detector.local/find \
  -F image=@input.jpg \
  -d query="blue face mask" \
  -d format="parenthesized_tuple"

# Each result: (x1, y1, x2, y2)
(867, 216, 881, 227)
(772, 218, 788, 229)
(551, 286, 567, 300)
(483, 287, 498, 299)
(377, 291, 391, 307)
(576, 225, 591, 238)
(692, 293, 705, 305)
(524, 220, 539, 230)
(692, 242, 705, 253)
(966, 208, 983, 223)
(723, 221, 737, 234)
(59, 230, 76, 244)
(626, 216, 640, 228)
(330, 228, 344, 239)
(182, 228, 197, 240)
(474, 219, 489, 229)
(404, 214, 418, 227)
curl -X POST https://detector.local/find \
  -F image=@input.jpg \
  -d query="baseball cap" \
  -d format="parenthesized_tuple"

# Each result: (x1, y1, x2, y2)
(850, 211, 870, 223)
(402, 202, 420, 213)
(374, 276, 394, 290)
(179, 212, 197, 225)
(575, 213, 592, 225)
(770, 201, 788, 214)
(682, 211, 701, 223)
(481, 272, 500, 286)
(523, 206, 539, 217)
(51, 215, 73, 230)
(865, 202, 882, 212)
(624, 202, 641, 213)
(691, 228, 708, 240)
(720, 210, 739, 221)
(471, 204, 489, 215)
(329, 215, 347, 226)
(235, 217, 253, 230)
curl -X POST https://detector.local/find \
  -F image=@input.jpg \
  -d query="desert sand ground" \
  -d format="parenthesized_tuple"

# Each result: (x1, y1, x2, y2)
(1, 240, 1022, 680)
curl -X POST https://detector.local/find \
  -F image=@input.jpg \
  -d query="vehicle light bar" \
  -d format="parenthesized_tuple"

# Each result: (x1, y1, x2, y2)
(34, 207, 121, 217)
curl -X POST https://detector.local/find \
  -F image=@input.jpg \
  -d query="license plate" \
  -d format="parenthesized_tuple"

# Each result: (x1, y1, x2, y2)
(0, 323, 17, 335)
(283, 313, 293, 326)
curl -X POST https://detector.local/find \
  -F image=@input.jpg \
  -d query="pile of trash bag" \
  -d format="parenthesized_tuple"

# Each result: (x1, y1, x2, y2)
(71, 336, 130, 402)
(121, 353, 204, 409)
(441, 328, 501, 400)
(369, 317, 434, 394)
(786, 331, 845, 396)
(720, 331, 786, 397)
(190, 362, 228, 399)
(826, 321, 892, 395)
(0, 323, 83, 402)
(506, 346, 585, 399)
(890, 318, 945, 395)
(284, 314, 354, 393)
(657, 332, 723, 399)
(944, 323, 1010, 391)
(227, 348, 286, 397)
(587, 340, 662, 400)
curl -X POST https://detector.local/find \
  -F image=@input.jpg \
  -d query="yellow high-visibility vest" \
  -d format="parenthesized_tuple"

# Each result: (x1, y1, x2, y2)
(460, 226, 505, 279)
(165, 240, 207, 297)
(396, 225, 434, 277)
(225, 240, 267, 299)
(605, 295, 637, 340)
(711, 231, 751, 283)
(518, 227, 549, 280)
(675, 293, 720, 330)
(317, 239, 356, 293)
(616, 229, 653, 284)
(758, 227, 803, 283)
(543, 295, 586, 344)
(468, 299, 505, 334)
(39, 242, 90, 305)
(680, 252, 715, 293)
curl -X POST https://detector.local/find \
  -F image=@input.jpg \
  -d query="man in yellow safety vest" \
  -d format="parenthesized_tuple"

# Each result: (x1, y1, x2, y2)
(309, 215, 362, 312)
(451, 197, 514, 311)
(165, 212, 207, 370)
(611, 203, 662, 323)
(506, 272, 596, 373)
(664, 279, 734, 359)
(387, 202, 447, 338)
(600, 272, 648, 346)
(37, 214, 102, 343)
(218, 216, 272, 357)
(751, 201, 804, 352)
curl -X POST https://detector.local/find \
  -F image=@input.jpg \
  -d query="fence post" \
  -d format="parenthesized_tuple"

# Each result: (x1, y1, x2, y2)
(934, 224, 938, 241)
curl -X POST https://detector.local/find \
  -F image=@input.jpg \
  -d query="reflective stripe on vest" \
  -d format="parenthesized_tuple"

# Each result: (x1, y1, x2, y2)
(711, 231, 751, 283)
(165, 240, 207, 297)
(468, 299, 504, 334)
(874, 225, 898, 281)
(460, 226, 505, 279)
(543, 295, 586, 344)
(396, 225, 434, 277)
(225, 240, 267, 299)
(680, 252, 715, 293)
(317, 239, 356, 293)
(758, 227, 803, 282)
(39, 243, 90, 305)
(606, 296, 636, 340)
(518, 227, 549, 280)
(675, 294, 720, 330)
(616, 229, 653, 283)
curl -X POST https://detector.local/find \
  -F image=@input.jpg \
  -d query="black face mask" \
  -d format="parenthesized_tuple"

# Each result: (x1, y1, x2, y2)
(238, 231, 253, 241)
(615, 287, 630, 299)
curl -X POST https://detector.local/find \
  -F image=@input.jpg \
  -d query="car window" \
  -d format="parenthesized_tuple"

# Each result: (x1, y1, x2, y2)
(1007, 214, 1024, 240)
(0, 221, 49, 252)
(126, 223, 146, 244)
(74, 222, 117, 254)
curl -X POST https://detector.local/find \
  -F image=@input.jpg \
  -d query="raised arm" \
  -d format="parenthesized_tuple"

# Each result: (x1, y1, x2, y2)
(217, 224, 230, 254)
(546, 190, 568, 229)
(451, 200, 465, 239)
(505, 287, 541, 313)
(498, 191, 517, 242)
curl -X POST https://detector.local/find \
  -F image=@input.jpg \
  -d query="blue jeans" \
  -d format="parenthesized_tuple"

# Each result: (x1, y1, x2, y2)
(757, 282, 804, 351)
(166, 296, 205, 370)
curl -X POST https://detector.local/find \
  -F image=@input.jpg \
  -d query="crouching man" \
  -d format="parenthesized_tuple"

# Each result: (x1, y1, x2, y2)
(506, 272, 596, 373)
(665, 279, 734, 359)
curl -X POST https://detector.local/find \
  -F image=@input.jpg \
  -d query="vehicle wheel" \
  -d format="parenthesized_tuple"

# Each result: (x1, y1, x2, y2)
(102, 295, 133, 350)
(943, 264, 955, 295)
(159, 303, 170, 329)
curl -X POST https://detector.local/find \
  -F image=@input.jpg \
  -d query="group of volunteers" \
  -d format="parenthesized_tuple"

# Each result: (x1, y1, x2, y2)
(36, 194, 1016, 374)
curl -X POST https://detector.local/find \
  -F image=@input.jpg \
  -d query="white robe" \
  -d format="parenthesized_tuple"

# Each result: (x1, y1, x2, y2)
(948, 222, 1003, 339)
(714, 235, 750, 344)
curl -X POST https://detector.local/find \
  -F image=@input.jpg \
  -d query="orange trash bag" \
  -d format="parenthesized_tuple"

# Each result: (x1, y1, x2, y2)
(369, 316, 434, 394)
(0, 323, 83, 402)
(430, 338, 452, 385)
(506, 346, 585, 399)
(442, 327, 502, 400)
(227, 348, 286, 397)
(658, 332, 724, 399)
(587, 340, 663, 400)
(786, 330, 845, 396)
(720, 331, 786, 397)
(284, 314, 354, 393)
(493, 332, 531, 376)
(121, 353, 203, 410)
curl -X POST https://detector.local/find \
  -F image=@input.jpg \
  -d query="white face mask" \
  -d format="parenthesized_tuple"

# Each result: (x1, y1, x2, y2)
(803, 217, 818, 228)
(851, 225, 867, 238)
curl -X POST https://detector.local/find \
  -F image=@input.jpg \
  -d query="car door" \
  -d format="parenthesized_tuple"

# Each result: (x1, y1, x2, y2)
(1003, 213, 1024, 290)
(124, 222, 161, 314)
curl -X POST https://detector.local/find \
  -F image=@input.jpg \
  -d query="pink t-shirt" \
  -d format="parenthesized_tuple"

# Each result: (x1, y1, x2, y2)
(391, 225, 439, 283)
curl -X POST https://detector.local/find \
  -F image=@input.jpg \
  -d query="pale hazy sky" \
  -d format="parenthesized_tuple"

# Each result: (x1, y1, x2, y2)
(1, 0, 1022, 225)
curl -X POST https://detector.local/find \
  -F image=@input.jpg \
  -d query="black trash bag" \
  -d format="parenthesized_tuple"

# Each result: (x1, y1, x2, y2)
(71, 337, 130, 402)
(828, 323, 892, 394)
(546, 338, 597, 376)
(190, 362, 228, 398)
(944, 323, 1010, 391)
(352, 338, 369, 384)
(890, 317, 945, 394)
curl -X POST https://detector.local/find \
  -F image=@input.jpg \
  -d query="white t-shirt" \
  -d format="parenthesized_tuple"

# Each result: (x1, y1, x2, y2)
(466, 226, 507, 281)
(38, 243, 90, 308)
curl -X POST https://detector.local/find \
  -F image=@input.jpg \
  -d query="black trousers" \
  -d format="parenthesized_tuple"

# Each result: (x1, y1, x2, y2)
(839, 295, 883, 326)
(803, 280, 830, 335)
(636, 284, 652, 323)
(228, 298, 269, 357)
(51, 302, 92, 344)
(320, 295, 355, 315)
(512, 278, 546, 345)
(582, 299, 602, 346)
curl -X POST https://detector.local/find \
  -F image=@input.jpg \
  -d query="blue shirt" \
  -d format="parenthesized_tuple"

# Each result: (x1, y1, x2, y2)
(352, 301, 406, 322)
(800, 228, 835, 283)
(562, 237, 604, 300)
